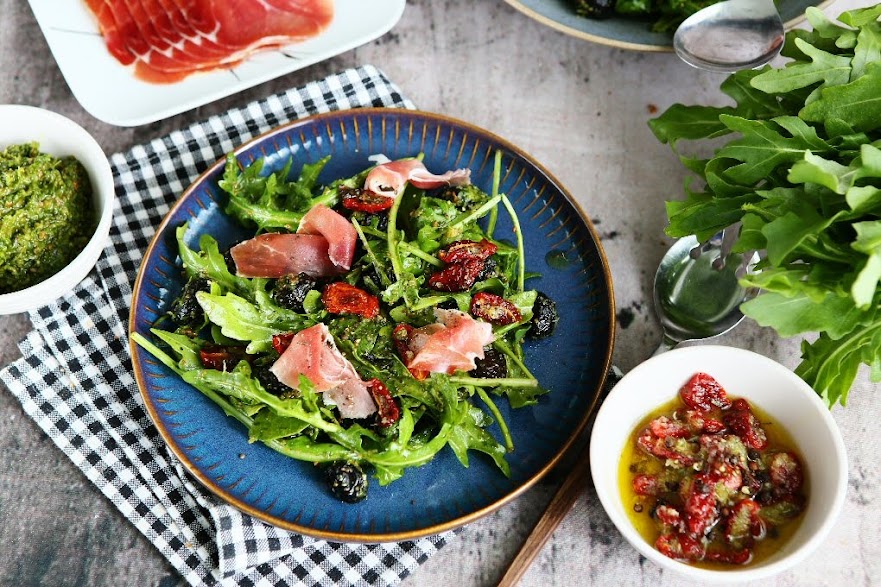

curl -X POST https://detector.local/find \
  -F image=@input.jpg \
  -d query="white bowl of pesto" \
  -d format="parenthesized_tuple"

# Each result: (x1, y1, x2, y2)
(0, 105, 114, 314)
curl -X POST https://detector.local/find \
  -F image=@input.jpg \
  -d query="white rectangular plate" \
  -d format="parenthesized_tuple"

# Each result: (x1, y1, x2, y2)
(28, 0, 405, 126)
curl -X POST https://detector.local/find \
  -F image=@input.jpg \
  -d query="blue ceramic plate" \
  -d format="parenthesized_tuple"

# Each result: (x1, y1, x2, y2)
(503, 0, 833, 51)
(130, 108, 614, 541)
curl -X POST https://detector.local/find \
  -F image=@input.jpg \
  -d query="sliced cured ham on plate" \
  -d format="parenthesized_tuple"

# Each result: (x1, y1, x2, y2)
(296, 204, 356, 270)
(83, 0, 334, 83)
(364, 158, 472, 199)
(229, 232, 340, 278)
(406, 309, 495, 376)
(270, 323, 376, 419)
(29, 0, 405, 125)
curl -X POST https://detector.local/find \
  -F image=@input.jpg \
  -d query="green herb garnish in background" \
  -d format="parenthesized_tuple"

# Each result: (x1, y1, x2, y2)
(0, 142, 96, 294)
(571, 0, 719, 33)
(649, 5, 881, 407)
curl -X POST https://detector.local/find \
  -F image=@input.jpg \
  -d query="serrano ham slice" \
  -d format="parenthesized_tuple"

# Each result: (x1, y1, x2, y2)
(229, 232, 340, 278)
(84, 0, 334, 83)
(297, 204, 356, 270)
(364, 159, 472, 200)
(270, 324, 376, 420)
(406, 309, 495, 375)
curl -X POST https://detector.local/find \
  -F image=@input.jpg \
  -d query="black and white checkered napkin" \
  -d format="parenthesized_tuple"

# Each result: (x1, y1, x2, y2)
(0, 65, 457, 587)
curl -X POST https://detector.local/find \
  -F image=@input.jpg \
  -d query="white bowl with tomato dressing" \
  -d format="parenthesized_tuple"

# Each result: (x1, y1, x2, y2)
(590, 345, 847, 583)
(0, 105, 114, 314)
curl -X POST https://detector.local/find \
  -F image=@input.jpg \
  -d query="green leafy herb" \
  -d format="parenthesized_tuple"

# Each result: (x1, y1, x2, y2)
(650, 5, 881, 406)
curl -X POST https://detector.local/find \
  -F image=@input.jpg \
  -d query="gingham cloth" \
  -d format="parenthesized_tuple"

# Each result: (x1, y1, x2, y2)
(0, 65, 456, 587)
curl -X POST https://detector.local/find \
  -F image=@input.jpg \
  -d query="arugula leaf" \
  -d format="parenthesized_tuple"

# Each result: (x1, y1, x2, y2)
(652, 5, 881, 406)
(196, 290, 314, 353)
(800, 62, 881, 132)
(219, 153, 336, 231)
(751, 38, 851, 94)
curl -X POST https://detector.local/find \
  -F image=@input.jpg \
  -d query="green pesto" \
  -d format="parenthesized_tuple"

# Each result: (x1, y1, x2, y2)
(0, 142, 96, 294)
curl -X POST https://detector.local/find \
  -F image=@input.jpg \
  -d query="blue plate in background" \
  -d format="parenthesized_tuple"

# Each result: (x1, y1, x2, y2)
(129, 108, 615, 541)
(504, 0, 833, 51)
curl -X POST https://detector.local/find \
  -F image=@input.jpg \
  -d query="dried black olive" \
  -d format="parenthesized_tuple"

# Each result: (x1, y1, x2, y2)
(223, 249, 237, 275)
(272, 272, 317, 312)
(437, 299, 459, 310)
(471, 347, 507, 379)
(252, 362, 298, 398)
(170, 276, 210, 330)
(324, 461, 368, 503)
(476, 257, 498, 282)
(528, 291, 559, 339)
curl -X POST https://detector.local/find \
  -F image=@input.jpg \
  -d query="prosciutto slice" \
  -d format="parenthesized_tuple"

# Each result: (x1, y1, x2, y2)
(229, 232, 340, 278)
(406, 309, 495, 375)
(84, 0, 334, 83)
(270, 324, 376, 419)
(364, 159, 472, 199)
(296, 204, 357, 270)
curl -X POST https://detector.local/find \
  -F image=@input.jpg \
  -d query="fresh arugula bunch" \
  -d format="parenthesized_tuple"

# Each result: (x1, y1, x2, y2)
(649, 5, 881, 407)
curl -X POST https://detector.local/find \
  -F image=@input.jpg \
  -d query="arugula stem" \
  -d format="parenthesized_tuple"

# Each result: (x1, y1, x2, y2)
(448, 376, 538, 388)
(476, 387, 514, 452)
(486, 150, 502, 238)
(132, 333, 255, 428)
(360, 225, 387, 239)
(398, 242, 442, 267)
(500, 195, 526, 291)
(351, 217, 391, 286)
(411, 295, 450, 311)
(493, 339, 536, 380)
(386, 193, 405, 283)
(450, 195, 502, 230)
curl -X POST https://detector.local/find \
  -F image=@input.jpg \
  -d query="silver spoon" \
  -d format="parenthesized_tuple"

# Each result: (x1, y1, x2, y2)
(673, 0, 784, 73)
(653, 233, 757, 354)
(496, 233, 758, 587)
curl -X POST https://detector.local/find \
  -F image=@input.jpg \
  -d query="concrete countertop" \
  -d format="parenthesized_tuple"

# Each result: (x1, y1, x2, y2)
(1, 0, 877, 585)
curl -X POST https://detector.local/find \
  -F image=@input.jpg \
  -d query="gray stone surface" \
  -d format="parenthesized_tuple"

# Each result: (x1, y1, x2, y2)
(1, 0, 877, 586)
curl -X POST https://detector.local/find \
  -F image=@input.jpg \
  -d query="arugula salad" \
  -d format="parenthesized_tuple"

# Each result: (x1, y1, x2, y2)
(133, 151, 558, 502)
(650, 5, 881, 407)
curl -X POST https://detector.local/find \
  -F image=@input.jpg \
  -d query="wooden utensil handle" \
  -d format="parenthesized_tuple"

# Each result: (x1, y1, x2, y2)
(497, 366, 622, 587)
(496, 444, 591, 587)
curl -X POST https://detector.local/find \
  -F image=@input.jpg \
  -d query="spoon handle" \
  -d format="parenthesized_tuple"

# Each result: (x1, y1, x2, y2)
(497, 367, 623, 587)
(496, 442, 591, 587)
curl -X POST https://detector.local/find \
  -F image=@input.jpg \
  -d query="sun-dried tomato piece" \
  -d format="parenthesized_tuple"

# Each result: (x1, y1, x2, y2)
(428, 258, 485, 292)
(768, 452, 803, 494)
(723, 400, 768, 450)
(366, 378, 400, 428)
(199, 344, 249, 371)
(655, 505, 684, 532)
(680, 372, 732, 412)
(683, 410, 726, 434)
(655, 532, 706, 562)
(322, 282, 379, 319)
(684, 488, 718, 538)
(392, 324, 429, 380)
(650, 415, 691, 439)
(633, 474, 661, 497)
(340, 186, 395, 213)
(705, 548, 752, 565)
(469, 292, 522, 325)
(272, 332, 295, 355)
(437, 239, 498, 264)
(637, 427, 699, 466)
(724, 498, 764, 548)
